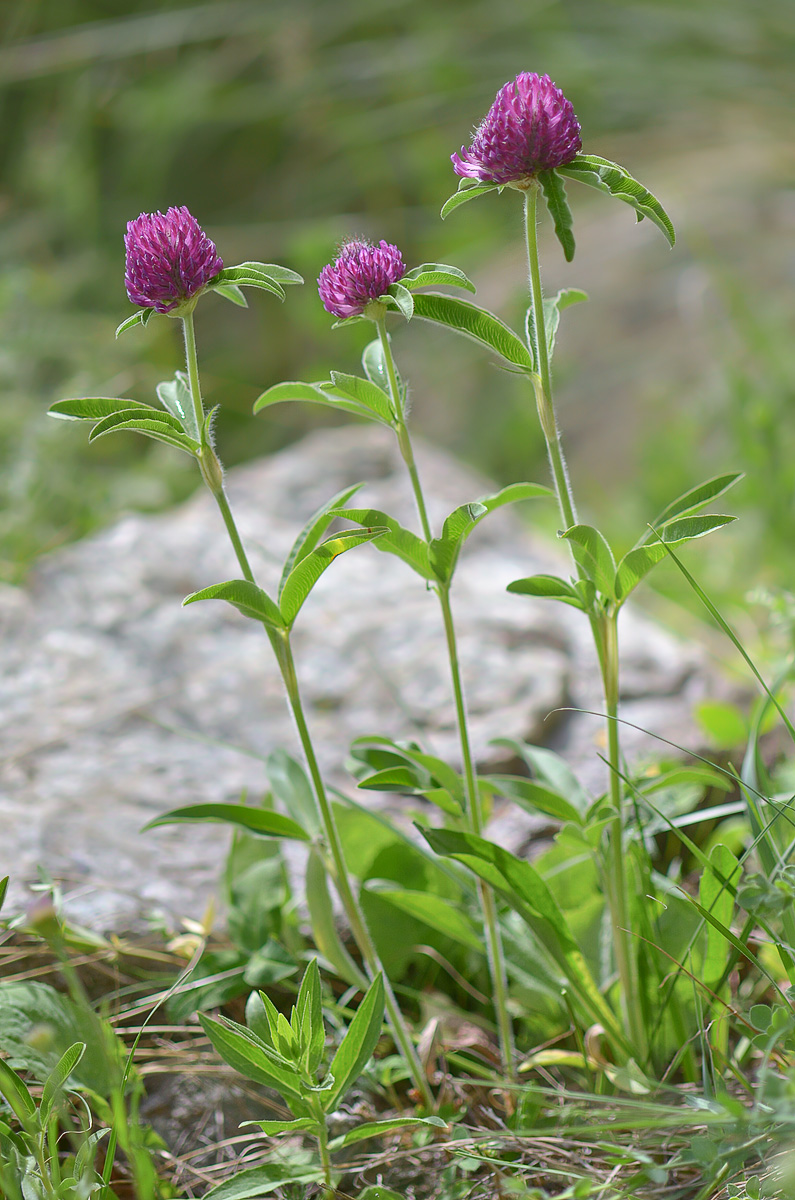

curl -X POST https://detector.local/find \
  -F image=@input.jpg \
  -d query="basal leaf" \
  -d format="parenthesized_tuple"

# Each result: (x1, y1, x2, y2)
(401, 263, 476, 293)
(484, 775, 582, 825)
(332, 507, 433, 580)
(558, 153, 675, 247)
(365, 887, 483, 953)
(490, 740, 590, 814)
(202, 1162, 323, 1200)
(279, 482, 365, 601)
(48, 396, 155, 422)
(253, 380, 375, 421)
(326, 371, 395, 423)
(440, 182, 500, 218)
(324, 973, 385, 1111)
(40, 1043, 85, 1127)
(539, 169, 575, 262)
(559, 524, 617, 600)
(305, 849, 364, 987)
(411, 292, 534, 372)
(0, 1058, 36, 1124)
(142, 804, 309, 841)
(183, 579, 286, 631)
(279, 529, 386, 626)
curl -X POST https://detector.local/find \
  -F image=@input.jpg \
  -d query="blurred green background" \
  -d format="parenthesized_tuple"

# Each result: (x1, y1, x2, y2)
(1, 0, 794, 619)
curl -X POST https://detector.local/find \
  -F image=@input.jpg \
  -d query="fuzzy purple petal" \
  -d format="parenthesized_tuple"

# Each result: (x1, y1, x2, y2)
(318, 239, 406, 319)
(452, 73, 582, 185)
(124, 206, 223, 313)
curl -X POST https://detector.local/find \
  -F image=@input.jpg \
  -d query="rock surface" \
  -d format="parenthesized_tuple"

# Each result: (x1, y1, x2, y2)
(1, 426, 714, 928)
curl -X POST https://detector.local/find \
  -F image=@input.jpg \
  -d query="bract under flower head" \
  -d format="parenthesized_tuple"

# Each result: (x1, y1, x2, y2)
(452, 72, 582, 186)
(124, 206, 223, 314)
(317, 239, 406, 319)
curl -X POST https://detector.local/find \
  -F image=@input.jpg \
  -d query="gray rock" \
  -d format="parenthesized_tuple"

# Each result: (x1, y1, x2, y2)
(1, 426, 716, 929)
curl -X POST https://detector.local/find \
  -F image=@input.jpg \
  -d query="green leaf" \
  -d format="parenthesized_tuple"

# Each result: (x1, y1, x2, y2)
(484, 775, 582, 826)
(526, 289, 588, 371)
(401, 263, 476, 293)
(615, 515, 737, 602)
(156, 370, 199, 439)
(366, 887, 482, 952)
(199, 1014, 308, 1105)
(324, 973, 385, 1111)
(0, 1059, 36, 1126)
(560, 524, 617, 600)
(558, 153, 675, 247)
(419, 827, 624, 1046)
(506, 573, 585, 611)
(429, 502, 485, 583)
(141, 803, 309, 842)
(539, 169, 575, 262)
(362, 337, 392, 394)
(295, 959, 325, 1076)
(253, 380, 376, 422)
(115, 307, 154, 337)
(490, 740, 590, 814)
(267, 749, 320, 839)
(638, 473, 743, 547)
(279, 482, 365, 602)
(279, 529, 386, 626)
(440, 182, 500, 217)
(411, 293, 534, 372)
(211, 282, 248, 307)
(0, 876, 9, 915)
(39, 1043, 85, 1127)
(244, 990, 280, 1047)
(700, 845, 741, 988)
(386, 282, 414, 319)
(88, 410, 201, 455)
(183, 578, 286, 631)
(243, 1117, 318, 1136)
(227, 261, 303, 287)
(48, 396, 155, 422)
(329, 1115, 446, 1150)
(326, 371, 395, 423)
(305, 849, 365, 987)
(214, 265, 285, 298)
(331, 508, 433, 580)
(202, 1162, 324, 1200)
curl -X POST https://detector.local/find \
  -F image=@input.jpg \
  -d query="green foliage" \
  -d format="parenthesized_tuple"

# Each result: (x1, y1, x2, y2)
(558, 154, 675, 246)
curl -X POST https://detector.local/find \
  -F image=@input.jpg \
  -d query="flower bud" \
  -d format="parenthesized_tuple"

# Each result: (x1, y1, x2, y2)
(124, 206, 223, 315)
(317, 239, 406, 319)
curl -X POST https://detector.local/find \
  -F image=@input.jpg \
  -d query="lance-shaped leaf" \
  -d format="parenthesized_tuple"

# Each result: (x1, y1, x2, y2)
(279, 483, 364, 602)
(634, 473, 743, 549)
(156, 370, 199, 439)
(295, 959, 325, 1075)
(539, 169, 575, 262)
(385, 281, 414, 320)
(199, 1014, 309, 1108)
(212, 264, 286, 299)
(202, 1162, 324, 1200)
(411, 292, 534, 372)
(507, 573, 586, 611)
(559, 524, 617, 601)
(332, 507, 433, 580)
(362, 337, 395, 396)
(526, 288, 588, 371)
(253, 380, 379, 423)
(115, 307, 155, 337)
(484, 775, 583, 826)
(326, 371, 395, 423)
(231, 261, 304, 287)
(244, 1117, 318, 1137)
(88, 409, 201, 456)
(183, 579, 286, 631)
(329, 1115, 447, 1150)
(440, 181, 501, 218)
(142, 803, 309, 842)
(431, 483, 552, 584)
(39, 1043, 86, 1127)
(420, 827, 626, 1048)
(323, 973, 385, 1112)
(279, 529, 386, 626)
(305, 849, 365, 987)
(365, 885, 483, 953)
(0, 1059, 36, 1125)
(401, 263, 476, 293)
(211, 282, 248, 307)
(558, 153, 675, 247)
(615, 515, 737, 603)
(49, 396, 156, 422)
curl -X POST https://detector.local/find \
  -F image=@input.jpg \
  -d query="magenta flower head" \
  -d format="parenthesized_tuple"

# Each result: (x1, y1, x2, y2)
(124, 205, 223, 314)
(317, 238, 406, 320)
(452, 72, 582, 186)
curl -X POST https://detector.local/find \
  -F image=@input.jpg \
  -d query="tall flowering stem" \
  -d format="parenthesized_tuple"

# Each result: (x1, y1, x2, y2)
(375, 318, 516, 1078)
(179, 312, 433, 1108)
(522, 183, 645, 1058)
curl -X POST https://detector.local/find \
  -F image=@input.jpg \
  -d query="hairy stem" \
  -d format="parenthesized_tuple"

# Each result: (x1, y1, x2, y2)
(377, 317, 516, 1077)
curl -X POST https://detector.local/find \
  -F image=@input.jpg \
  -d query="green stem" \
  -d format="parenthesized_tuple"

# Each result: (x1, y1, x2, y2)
(182, 311, 206, 442)
(523, 186, 643, 1059)
(377, 317, 515, 1077)
(181, 317, 433, 1107)
(314, 1111, 333, 1192)
(274, 632, 433, 1108)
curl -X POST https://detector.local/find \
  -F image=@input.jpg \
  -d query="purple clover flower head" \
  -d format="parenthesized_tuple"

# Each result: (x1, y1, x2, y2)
(124, 205, 223, 314)
(452, 73, 582, 186)
(317, 238, 406, 319)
